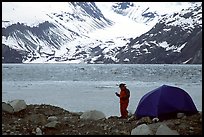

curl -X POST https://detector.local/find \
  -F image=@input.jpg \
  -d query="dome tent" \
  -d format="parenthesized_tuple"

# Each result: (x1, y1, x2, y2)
(135, 85, 198, 120)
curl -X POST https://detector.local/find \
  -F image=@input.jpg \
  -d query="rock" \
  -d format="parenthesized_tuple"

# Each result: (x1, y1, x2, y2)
(165, 121, 175, 127)
(181, 115, 187, 119)
(8, 99, 27, 112)
(152, 117, 159, 123)
(156, 124, 179, 135)
(32, 130, 36, 135)
(45, 121, 60, 128)
(177, 113, 185, 119)
(63, 117, 69, 122)
(10, 132, 15, 135)
(112, 129, 119, 135)
(131, 124, 153, 135)
(119, 130, 129, 135)
(103, 125, 109, 130)
(78, 123, 85, 128)
(136, 117, 152, 125)
(189, 130, 194, 134)
(127, 115, 136, 121)
(6, 129, 11, 133)
(174, 121, 181, 125)
(47, 116, 58, 122)
(2, 102, 14, 113)
(26, 114, 47, 125)
(178, 123, 187, 130)
(80, 110, 106, 120)
(148, 122, 162, 133)
(36, 127, 42, 135)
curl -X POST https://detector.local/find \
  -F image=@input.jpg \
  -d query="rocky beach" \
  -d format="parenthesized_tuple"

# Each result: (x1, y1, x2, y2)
(2, 100, 202, 135)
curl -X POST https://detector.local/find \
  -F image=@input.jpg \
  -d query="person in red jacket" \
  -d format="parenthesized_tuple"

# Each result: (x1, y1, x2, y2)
(115, 83, 130, 119)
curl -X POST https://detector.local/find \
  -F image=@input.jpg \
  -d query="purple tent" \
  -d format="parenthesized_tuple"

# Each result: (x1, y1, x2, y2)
(135, 85, 198, 119)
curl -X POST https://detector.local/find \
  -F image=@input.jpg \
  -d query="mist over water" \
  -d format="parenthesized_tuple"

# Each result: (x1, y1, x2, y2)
(2, 64, 202, 117)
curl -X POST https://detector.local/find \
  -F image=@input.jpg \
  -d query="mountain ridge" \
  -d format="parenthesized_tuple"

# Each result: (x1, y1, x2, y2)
(2, 2, 202, 64)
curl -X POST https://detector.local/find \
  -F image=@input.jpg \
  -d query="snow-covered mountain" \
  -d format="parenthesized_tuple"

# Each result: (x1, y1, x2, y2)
(123, 2, 202, 64)
(2, 2, 113, 63)
(2, 2, 202, 64)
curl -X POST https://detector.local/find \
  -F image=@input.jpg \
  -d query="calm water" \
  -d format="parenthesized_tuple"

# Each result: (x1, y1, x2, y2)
(2, 64, 202, 117)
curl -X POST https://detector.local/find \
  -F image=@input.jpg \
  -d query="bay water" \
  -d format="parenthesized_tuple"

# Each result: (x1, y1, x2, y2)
(2, 63, 202, 117)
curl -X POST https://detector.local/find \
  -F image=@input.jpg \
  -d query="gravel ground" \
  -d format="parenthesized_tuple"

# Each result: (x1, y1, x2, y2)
(2, 104, 202, 135)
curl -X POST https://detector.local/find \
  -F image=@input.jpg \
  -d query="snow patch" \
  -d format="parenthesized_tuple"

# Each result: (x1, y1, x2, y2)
(158, 41, 169, 49)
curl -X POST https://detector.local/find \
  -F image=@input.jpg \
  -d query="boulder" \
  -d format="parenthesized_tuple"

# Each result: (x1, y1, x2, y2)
(131, 124, 153, 135)
(8, 99, 27, 112)
(80, 110, 106, 120)
(45, 121, 60, 128)
(2, 102, 14, 113)
(156, 124, 179, 135)
(47, 116, 58, 122)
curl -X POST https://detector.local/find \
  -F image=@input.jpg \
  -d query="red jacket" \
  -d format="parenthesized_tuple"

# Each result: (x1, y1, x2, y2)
(119, 89, 130, 104)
